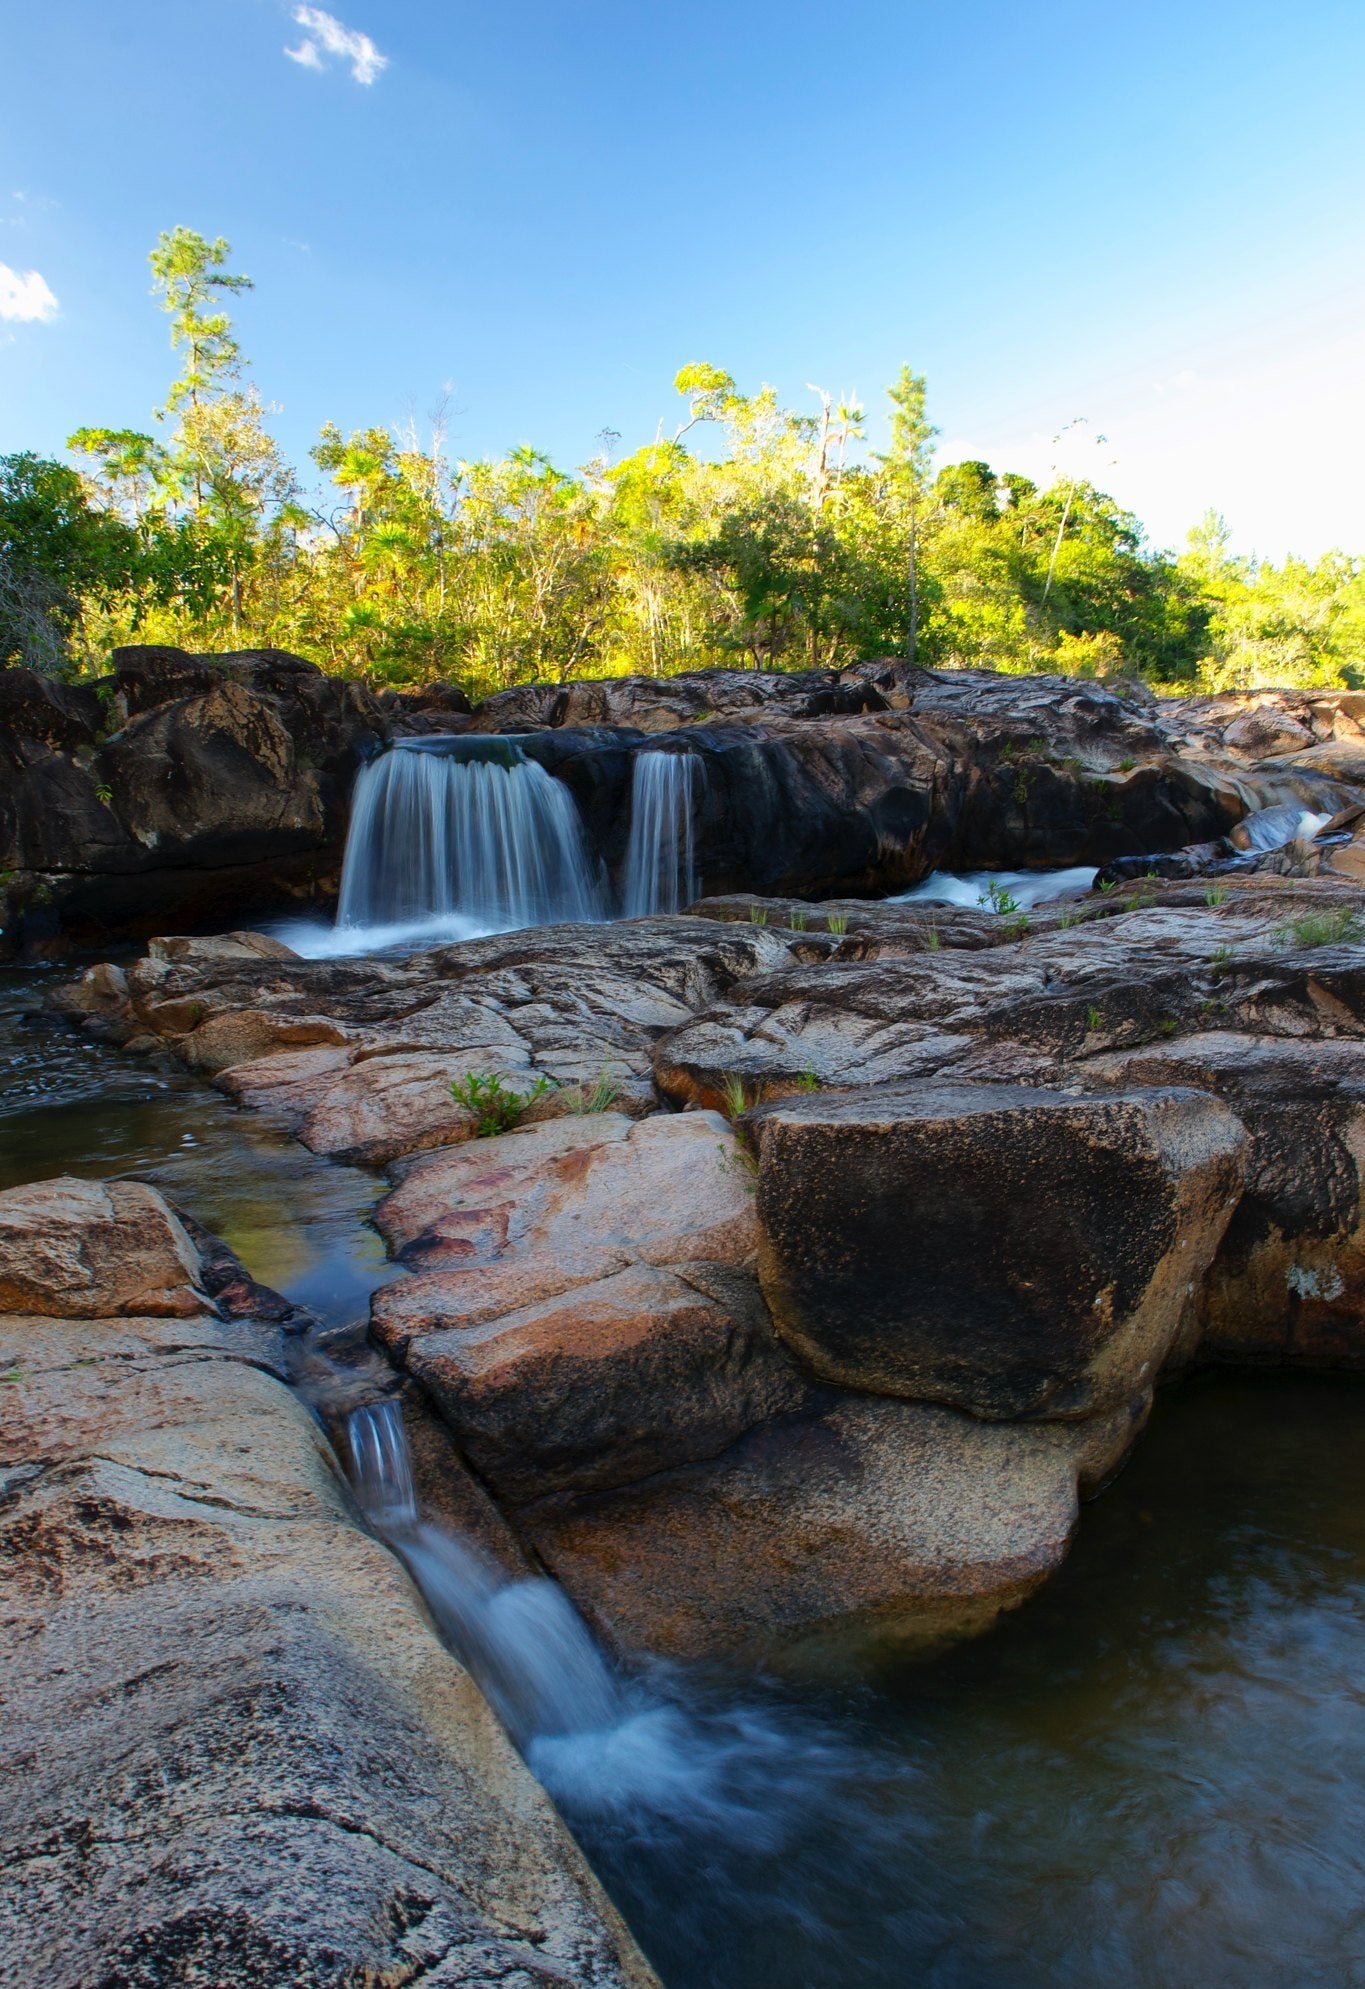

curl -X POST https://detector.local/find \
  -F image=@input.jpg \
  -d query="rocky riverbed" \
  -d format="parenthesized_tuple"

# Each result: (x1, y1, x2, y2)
(4, 655, 1365, 1983)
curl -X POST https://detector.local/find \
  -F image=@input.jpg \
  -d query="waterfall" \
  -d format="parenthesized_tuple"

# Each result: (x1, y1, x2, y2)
(342, 1399, 622, 1746)
(345, 1399, 417, 1529)
(331, 738, 605, 948)
(621, 752, 700, 916)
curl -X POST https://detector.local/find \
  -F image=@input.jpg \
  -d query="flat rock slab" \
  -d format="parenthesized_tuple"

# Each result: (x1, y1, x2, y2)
(376, 1109, 758, 1278)
(0, 1190, 654, 1988)
(527, 1395, 1087, 1662)
(749, 1080, 1246, 1419)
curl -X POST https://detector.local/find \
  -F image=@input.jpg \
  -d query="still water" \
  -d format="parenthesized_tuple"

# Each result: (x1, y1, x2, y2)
(5, 969, 1363, 1988)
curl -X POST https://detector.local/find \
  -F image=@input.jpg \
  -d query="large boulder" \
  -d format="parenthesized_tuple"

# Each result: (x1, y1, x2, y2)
(1076, 1033, 1365, 1365)
(0, 647, 385, 948)
(748, 1081, 1246, 1419)
(0, 1176, 206, 1318)
(526, 1394, 1092, 1661)
(372, 1113, 800, 1504)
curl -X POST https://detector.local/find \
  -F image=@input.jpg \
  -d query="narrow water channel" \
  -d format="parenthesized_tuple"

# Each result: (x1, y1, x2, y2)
(7, 968, 1364, 1988)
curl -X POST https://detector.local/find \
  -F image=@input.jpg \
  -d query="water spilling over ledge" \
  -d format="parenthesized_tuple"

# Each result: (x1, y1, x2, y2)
(331, 736, 607, 949)
(621, 751, 701, 918)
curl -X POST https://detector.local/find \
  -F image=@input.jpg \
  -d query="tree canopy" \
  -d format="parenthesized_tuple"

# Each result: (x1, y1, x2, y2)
(3, 229, 1361, 695)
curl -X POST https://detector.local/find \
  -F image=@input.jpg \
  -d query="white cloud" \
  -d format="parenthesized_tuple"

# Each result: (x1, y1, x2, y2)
(285, 6, 387, 84)
(0, 263, 58, 322)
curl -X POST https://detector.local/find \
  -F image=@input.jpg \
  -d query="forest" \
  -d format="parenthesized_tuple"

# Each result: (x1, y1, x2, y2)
(3, 227, 1362, 697)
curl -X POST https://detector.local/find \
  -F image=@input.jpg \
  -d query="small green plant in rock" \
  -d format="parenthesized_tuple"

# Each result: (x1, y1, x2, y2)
(1005, 913, 1031, 940)
(94, 783, 114, 807)
(1209, 943, 1236, 977)
(1086, 1004, 1103, 1031)
(1276, 907, 1362, 949)
(451, 1070, 557, 1136)
(826, 914, 849, 935)
(1098, 876, 1117, 895)
(719, 1072, 752, 1119)
(796, 1070, 820, 1092)
(979, 878, 1023, 916)
(1126, 886, 1157, 912)
(1116, 756, 1136, 772)
(570, 1070, 621, 1114)
(788, 909, 808, 931)
(925, 924, 942, 951)
(1158, 1016, 1179, 1036)
(748, 905, 769, 926)
(1204, 882, 1230, 907)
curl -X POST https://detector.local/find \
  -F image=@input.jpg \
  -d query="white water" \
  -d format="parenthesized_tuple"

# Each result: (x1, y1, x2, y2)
(896, 865, 1098, 911)
(621, 752, 700, 916)
(339, 1399, 833, 1835)
(288, 740, 607, 957)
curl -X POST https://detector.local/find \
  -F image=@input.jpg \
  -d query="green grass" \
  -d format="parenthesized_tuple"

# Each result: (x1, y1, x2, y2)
(1276, 906, 1362, 949)
(796, 1070, 820, 1092)
(450, 1070, 558, 1136)
(825, 914, 849, 935)
(788, 909, 808, 931)
(570, 1071, 622, 1114)
(1086, 1004, 1103, 1031)
(748, 904, 769, 926)
(1209, 943, 1236, 977)
(719, 1072, 752, 1119)
(1204, 882, 1229, 907)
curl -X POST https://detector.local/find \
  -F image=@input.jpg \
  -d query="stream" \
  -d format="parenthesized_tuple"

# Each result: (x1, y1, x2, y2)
(6, 966, 1365, 1988)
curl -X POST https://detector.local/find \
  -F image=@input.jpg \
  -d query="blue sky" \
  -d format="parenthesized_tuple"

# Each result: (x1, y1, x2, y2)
(3, 0, 1363, 558)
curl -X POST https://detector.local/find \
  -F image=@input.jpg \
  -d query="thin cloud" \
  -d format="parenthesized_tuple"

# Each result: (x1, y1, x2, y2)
(0, 263, 58, 322)
(285, 6, 388, 84)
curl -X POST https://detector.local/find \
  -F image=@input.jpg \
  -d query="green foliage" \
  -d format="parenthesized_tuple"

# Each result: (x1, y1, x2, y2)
(1204, 882, 1230, 906)
(450, 1069, 557, 1136)
(1209, 943, 1236, 976)
(748, 904, 769, 925)
(978, 877, 1023, 916)
(825, 913, 849, 934)
(796, 1070, 820, 1092)
(1275, 907, 1362, 949)
(719, 1073, 752, 1119)
(569, 1070, 623, 1114)
(1086, 1004, 1103, 1030)
(13, 230, 1365, 694)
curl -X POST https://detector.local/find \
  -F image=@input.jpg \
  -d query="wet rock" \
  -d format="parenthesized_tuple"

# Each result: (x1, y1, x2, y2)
(0, 1176, 207, 1319)
(526, 1394, 1091, 1661)
(296, 1051, 566, 1167)
(747, 1081, 1246, 1420)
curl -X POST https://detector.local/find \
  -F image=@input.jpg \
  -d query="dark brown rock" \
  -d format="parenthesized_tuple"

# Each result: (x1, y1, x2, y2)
(748, 1081, 1246, 1419)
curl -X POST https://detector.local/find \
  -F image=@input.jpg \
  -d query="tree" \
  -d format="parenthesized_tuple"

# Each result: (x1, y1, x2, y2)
(877, 366, 938, 664)
(0, 453, 139, 672)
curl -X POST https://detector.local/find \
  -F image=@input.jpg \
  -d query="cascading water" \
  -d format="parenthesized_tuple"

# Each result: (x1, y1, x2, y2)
(287, 738, 606, 956)
(621, 751, 700, 916)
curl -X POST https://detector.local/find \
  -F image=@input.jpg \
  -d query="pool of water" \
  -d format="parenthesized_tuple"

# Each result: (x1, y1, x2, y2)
(567, 1371, 1365, 1988)
(6, 969, 1362, 1987)
(0, 970, 393, 1332)
(895, 865, 1098, 912)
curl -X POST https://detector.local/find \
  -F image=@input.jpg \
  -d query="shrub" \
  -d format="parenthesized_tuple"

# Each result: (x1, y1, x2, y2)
(450, 1070, 557, 1136)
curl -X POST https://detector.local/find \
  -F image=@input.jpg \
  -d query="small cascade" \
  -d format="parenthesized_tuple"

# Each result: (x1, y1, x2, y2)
(621, 752, 700, 916)
(332, 738, 605, 947)
(341, 1400, 622, 1747)
(345, 1399, 417, 1529)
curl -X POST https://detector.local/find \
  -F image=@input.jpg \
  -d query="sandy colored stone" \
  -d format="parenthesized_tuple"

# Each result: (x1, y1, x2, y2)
(377, 1108, 758, 1276)
(215, 1041, 358, 1117)
(0, 1307, 656, 1988)
(407, 1260, 805, 1504)
(749, 1081, 1246, 1420)
(527, 1394, 1088, 1662)
(182, 1004, 350, 1073)
(0, 1176, 207, 1319)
